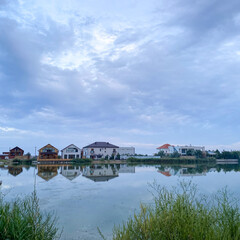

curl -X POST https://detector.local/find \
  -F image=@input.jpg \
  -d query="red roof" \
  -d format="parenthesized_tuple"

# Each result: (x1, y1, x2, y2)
(157, 144, 171, 150)
(158, 171, 171, 177)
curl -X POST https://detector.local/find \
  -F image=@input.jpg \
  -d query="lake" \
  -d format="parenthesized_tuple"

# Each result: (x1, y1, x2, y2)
(0, 162, 240, 240)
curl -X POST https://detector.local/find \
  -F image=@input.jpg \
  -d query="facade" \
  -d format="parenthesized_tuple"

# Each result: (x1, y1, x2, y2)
(83, 142, 119, 159)
(38, 144, 59, 160)
(61, 144, 81, 159)
(118, 147, 135, 156)
(9, 147, 24, 159)
(178, 145, 205, 155)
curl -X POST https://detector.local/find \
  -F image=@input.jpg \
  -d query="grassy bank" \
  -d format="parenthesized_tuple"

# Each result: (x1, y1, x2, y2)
(112, 182, 240, 240)
(0, 191, 60, 240)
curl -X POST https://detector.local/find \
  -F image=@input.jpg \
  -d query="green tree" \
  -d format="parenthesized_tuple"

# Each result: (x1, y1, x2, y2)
(116, 153, 120, 160)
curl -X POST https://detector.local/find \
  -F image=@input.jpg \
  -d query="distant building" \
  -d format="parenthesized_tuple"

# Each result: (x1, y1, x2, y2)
(9, 147, 24, 159)
(156, 144, 177, 154)
(178, 145, 205, 155)
(38, 144, 59, 160)
(118, 147, 135, 156)
(0, 152, 9, 160)
(156, 143, 205, 156)
(61, 144, 81, 159)
(83, 142, 119, 159)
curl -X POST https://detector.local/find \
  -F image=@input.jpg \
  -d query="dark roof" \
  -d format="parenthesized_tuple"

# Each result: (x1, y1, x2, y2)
(83, 142, 119, 148)
(10, 146, 24, 152)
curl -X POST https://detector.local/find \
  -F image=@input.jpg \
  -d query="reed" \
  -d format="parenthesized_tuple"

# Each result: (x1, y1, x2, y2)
(113, 181, 240, 240)
(0, 191, 60, 240)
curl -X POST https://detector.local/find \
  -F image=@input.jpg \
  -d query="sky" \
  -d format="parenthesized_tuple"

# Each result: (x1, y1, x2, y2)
(1, 0, 240, 155)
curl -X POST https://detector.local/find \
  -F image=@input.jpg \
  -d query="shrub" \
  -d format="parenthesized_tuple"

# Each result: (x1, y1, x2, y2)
(112, 181, 240, 240)
(0, 191, 60, 240)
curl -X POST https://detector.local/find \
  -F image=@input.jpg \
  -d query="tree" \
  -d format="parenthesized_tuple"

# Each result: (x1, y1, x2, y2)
(105, 155, 109, 160)
(116, 153, 120, 160)
(195, 150, 203, 159)
(170, 152, 180, 158)
(186, 149, 195, 156)
(155, 151, 165, 157)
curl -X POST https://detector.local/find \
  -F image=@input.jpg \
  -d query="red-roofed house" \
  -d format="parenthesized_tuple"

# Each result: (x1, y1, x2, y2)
(157, 144, 175, 155)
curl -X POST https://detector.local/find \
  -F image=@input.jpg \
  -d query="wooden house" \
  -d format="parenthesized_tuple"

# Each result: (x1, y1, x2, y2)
(38, 144, 59, 160)
(9, 147, 24, 159)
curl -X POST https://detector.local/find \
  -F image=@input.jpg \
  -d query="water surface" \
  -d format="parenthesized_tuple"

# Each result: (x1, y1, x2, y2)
(0, 163, 240, 239)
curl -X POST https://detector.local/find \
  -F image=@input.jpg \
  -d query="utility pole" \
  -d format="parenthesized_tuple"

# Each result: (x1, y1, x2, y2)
(35, 146, 37, 158)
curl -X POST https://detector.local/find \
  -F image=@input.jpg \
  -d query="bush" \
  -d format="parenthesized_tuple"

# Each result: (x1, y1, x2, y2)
(0, 191, 60, 240)
(112, 181, 240, 240)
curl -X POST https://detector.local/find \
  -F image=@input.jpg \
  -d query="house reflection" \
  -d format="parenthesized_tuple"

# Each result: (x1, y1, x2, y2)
(158, 166, 207, 177)
(8, 166, 23, 176)
(82, 164, 119, 182)
(60, 165, 82, 181)
(37, 165, 58, 181)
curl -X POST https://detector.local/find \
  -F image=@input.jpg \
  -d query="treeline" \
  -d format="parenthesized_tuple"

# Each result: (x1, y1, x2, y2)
(155, 149, 240, 159)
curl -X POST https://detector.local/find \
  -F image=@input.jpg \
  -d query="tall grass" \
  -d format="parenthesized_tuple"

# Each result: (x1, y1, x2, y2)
(113, 181, 240, 240)
(0, 191, 60, 240)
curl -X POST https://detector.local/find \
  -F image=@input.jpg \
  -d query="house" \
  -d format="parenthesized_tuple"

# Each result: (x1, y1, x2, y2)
(9, 147, 24, 159)
(38, 144, 59, 160)
(156, 144, 177, 154)
(83, 142, 119, 159)
(178, 145, 205, 155)
(61, 144, 81, 159)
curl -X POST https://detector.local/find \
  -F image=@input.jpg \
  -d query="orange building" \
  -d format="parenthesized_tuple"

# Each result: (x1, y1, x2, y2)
(38, 144, 59, 160)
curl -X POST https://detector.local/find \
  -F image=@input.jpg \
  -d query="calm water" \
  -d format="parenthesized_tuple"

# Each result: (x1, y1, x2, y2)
(1, 163, 240, 239)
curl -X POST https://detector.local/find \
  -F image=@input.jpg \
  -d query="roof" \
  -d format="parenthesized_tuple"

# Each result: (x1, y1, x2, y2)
(10, 146, 24, 152)
(157, 144, 171, 150)
(61, 144, 81, 152)
(38, 144, 59, 152)
(83, 142, 119, 149)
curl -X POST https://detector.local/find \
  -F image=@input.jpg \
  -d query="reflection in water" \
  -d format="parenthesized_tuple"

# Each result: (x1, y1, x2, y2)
(35, 164, 136, 182)
(60, 165, 82, 181)
(37, 165, 58, 181)
(8, 166, 23, 176)
(83, 165, 119, 182)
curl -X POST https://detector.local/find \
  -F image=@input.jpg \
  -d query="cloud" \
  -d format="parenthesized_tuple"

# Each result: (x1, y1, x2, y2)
(0, 0, 240, 154)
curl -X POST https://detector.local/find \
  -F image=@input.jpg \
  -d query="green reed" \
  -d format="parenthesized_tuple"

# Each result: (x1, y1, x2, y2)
(0, 191, 60, 240)
(112, 181, 240, 240)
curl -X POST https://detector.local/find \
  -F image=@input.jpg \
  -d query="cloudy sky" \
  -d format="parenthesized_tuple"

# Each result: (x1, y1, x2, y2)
(1, 0, 240, 154)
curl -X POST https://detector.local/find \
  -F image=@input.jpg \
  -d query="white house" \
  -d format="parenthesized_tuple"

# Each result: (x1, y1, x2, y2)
(83, 142, 119, 159)
(118, 147, 135, 156)
(61, 144, 81, 159)
(156, 144, 177, 154)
